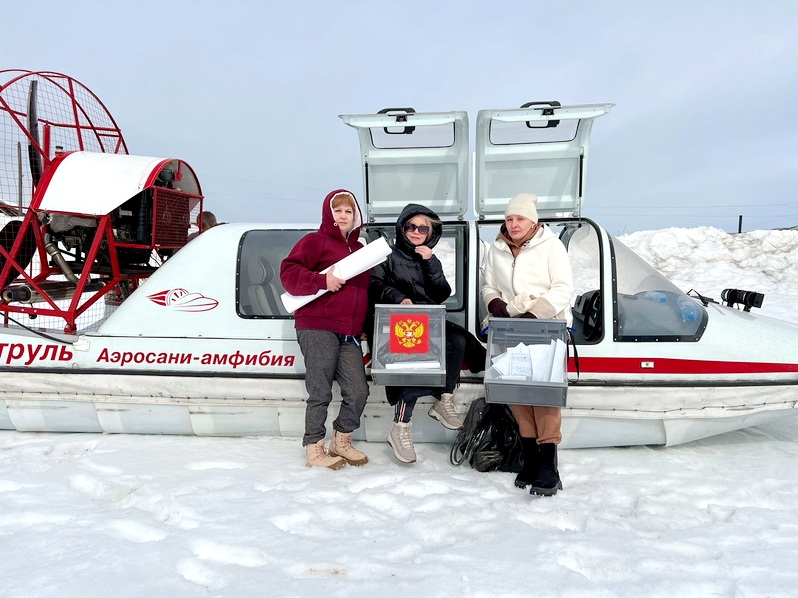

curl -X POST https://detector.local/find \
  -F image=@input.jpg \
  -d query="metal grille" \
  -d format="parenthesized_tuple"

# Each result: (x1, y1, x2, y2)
(152, 189, 192, 247)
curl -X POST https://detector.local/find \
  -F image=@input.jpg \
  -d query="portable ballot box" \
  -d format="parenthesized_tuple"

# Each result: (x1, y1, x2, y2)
(370, 304, 447, 386)
(484, 318, 569, 407)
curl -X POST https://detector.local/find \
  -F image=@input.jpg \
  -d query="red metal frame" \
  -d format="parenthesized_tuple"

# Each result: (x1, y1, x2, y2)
(0, 70, 202, 333)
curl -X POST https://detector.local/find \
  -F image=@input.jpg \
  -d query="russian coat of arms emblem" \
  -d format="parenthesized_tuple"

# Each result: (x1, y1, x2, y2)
(389, 314, 430, 353)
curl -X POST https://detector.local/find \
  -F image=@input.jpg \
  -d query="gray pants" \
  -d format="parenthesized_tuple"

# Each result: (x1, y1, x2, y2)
(297, 329, 369, 446)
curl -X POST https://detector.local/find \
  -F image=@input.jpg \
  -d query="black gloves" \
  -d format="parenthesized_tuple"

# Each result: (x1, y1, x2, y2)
(488, 298, 537, 319)
(488, 298, 510, 318)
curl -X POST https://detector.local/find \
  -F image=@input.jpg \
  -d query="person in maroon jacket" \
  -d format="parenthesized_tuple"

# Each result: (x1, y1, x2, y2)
(280, 189, 371, 469)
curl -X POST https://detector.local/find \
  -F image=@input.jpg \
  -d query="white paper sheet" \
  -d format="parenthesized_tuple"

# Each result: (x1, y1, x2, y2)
(280, 237, 392, 313)
(384, 361, 442, 370)
(491, 342, 528, 375)
(551, 338, 567, 383)
(527, 343, 552, 381)
(542, 340, 557, 382)
(508, 352, 532, 378)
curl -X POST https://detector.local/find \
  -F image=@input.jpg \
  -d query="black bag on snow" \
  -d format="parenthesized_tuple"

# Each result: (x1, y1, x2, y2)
(449, 398, 523, 473)
(449, 397, 490, 467)
(450, 397, 501, 472)
(486, 404, 524, 473)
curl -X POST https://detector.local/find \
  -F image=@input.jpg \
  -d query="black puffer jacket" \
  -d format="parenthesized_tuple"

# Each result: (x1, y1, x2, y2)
(369, 203, 450, 306)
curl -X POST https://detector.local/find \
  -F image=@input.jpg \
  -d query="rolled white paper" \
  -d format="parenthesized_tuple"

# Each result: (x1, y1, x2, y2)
(281, 236, 392, 313)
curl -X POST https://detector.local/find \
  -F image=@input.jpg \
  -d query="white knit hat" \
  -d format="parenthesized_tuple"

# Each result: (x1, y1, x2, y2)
(505, 193, 539, 223)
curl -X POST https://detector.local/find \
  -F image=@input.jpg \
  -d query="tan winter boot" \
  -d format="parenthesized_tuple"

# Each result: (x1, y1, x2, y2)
(428, 393, 464, 430)
(387, 421, 417, 463)
(329, 430, 369, 466)
(305, 439, 346, 469)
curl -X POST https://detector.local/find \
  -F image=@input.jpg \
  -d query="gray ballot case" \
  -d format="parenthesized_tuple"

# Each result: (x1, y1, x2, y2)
(484, 317, 569, 407)
(370, 304, 447, 387)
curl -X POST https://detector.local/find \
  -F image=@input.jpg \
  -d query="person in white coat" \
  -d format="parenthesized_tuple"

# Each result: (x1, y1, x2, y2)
(481, 193, 574, 496)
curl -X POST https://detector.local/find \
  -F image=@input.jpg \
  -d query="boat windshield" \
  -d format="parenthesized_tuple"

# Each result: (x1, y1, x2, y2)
(611, 235, 707, 341)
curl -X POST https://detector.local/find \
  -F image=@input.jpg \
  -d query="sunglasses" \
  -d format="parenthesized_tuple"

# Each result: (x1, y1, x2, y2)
(404, 223, 430, 234)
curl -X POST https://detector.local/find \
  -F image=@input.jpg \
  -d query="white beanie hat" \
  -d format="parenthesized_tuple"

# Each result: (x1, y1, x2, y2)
(505, 193, 539, 223)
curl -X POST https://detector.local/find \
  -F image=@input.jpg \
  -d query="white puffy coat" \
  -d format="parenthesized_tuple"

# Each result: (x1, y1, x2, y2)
(481, 224, 574, 326)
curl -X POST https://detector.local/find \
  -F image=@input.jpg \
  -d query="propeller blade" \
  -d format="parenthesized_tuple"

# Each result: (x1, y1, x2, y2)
(27, 79, 43, 186)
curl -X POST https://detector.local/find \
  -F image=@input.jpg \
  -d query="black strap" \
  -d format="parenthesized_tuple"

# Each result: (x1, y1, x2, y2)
(687, 288, 717, 306)
(568, 330, 580, 383)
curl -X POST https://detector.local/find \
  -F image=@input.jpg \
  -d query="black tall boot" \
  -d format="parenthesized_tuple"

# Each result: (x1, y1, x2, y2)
(529, 443, 562, 496)
(514, 437, 540, 489)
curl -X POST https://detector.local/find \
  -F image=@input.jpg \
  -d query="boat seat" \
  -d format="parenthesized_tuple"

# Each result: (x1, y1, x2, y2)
(575, 289, 602, 342)
(558, 223, 583, 249)
(247, 254, 287, 316)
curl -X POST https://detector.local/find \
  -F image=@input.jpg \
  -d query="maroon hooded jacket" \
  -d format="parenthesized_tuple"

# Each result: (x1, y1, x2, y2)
(280, 189, 370, 336)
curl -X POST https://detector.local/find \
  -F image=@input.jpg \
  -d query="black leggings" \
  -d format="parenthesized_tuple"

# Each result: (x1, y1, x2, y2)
(391, 323, 469, 422)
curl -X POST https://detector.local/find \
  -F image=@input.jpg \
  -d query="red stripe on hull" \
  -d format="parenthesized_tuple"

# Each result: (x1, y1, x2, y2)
(569, 357, 798, 375)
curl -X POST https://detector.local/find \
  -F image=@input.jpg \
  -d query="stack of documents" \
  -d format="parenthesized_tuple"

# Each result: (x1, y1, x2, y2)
(488, 339, 567, 383)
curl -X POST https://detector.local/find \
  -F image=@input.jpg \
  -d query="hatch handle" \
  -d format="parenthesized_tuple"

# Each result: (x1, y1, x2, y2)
(377, 107, 416, 134)
(520, 101, 562, 128)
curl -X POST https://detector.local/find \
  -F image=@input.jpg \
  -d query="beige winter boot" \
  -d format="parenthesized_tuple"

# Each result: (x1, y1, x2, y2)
(305, 439, 346, 469)
(428, 393, 464, 430)
(329, 430, 369, 466)
(387, 421, 417, 463)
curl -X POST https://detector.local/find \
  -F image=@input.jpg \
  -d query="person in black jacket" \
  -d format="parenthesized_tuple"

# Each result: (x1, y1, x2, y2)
(370, 203, 485, 464)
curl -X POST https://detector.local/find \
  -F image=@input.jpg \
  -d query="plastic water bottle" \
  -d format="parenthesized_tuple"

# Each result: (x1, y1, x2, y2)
(643, 291, 668, 303)
(677, 297, 700, 322)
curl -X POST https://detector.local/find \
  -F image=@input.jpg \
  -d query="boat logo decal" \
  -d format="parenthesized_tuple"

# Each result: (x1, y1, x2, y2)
(147, 288, 219, 312)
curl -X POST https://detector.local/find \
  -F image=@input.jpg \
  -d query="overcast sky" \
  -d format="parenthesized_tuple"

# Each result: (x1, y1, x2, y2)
(4, 1, 797, 234)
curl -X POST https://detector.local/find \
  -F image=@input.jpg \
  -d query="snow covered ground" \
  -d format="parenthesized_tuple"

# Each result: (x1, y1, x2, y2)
(1, 226, 797, 597)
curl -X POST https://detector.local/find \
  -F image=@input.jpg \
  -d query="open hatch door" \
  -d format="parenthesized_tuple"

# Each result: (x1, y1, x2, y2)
(475, 102, 613, 219)
(340, 109, 469, 221)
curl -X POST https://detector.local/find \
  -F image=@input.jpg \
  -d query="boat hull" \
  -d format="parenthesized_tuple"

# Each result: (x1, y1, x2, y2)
(1, 371, 795, 448)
